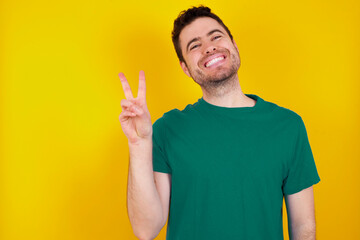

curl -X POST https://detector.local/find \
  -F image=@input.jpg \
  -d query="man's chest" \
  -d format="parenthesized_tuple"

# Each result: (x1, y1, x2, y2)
(164, 117, 294, 184)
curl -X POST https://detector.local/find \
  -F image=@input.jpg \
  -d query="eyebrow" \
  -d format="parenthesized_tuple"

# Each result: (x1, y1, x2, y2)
(186, 29, 225, 52)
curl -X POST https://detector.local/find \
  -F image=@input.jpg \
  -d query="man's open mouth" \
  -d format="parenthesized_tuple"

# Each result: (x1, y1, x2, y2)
(204, 55, 226, 68)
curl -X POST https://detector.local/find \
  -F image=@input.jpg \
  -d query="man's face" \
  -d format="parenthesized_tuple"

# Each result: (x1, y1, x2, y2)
(179, 17, 241, 88)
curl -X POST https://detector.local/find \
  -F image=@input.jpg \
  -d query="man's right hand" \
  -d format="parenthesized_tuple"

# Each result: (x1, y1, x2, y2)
(118, 70, 152, 145)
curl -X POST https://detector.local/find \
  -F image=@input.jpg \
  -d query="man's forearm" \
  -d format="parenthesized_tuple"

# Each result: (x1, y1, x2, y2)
(290, 223, 316, 240)
(127, 140, 164, 240)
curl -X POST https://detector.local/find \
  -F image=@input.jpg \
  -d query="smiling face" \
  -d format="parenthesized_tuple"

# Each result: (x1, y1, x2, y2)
(179, 17, 241, 88)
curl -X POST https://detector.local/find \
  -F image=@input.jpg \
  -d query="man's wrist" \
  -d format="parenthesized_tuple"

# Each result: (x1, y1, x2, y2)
(128, 137, 152, 149)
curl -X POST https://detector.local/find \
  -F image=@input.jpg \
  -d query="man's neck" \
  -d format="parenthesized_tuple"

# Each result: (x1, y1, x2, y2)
(201, 75, 256, 108)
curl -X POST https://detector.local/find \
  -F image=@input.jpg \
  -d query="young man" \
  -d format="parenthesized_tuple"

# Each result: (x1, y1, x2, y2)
(120, 6, 321, 240)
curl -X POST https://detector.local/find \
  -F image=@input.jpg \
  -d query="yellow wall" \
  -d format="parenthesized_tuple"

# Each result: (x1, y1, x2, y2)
(1, 0, 359, 239)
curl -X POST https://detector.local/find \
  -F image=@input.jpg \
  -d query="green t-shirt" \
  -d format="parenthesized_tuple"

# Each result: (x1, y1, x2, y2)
(152, 93, 320, 240)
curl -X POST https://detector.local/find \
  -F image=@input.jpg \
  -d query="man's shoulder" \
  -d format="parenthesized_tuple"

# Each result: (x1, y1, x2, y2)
(264, 98, 303, 124)
(153, 100, 200, 127)
(164, 100, 200, 118)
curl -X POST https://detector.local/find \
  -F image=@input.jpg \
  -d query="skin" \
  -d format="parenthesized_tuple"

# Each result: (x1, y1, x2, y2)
(119, 71, 165, 240)
(178, 17, 256, 108)
(285, 186, 317, 240)
(118, 70, 152, 145)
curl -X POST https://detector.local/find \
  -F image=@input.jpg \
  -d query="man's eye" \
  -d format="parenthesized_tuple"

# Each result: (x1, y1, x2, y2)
(213, 35, 222, 40)
(190, 44, 200, 50)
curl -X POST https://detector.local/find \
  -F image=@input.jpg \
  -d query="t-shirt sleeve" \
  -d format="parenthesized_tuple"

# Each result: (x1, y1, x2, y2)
(283, 116, 321, 195)
(152, 116, 172, 174)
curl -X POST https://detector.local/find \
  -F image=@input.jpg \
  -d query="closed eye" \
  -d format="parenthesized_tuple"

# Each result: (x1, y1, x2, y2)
(212, 35, 222, 40)
(190, 44, 200, 50)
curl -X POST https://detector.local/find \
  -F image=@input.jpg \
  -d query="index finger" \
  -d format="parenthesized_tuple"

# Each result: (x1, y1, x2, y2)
(137, 70, 146, 100)
(118, 72, 134, 100)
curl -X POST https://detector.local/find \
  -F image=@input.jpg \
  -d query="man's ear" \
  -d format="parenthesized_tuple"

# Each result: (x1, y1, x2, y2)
(180, 61, 191, 78)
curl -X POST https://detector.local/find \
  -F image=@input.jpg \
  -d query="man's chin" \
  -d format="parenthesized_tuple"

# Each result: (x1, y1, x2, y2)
(190, 64, 239, 85)
(206, 70, 236, 83)
(195, 73, 235, 88)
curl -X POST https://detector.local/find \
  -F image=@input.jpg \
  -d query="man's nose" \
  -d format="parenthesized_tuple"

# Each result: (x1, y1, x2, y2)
(204, 45, 217, 54)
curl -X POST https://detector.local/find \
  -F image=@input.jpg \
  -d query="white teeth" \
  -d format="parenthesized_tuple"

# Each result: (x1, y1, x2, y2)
(205, 56, 224, 67)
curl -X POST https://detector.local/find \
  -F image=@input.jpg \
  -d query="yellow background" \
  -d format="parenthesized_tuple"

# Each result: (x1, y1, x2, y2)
(1, 0, 359, 239)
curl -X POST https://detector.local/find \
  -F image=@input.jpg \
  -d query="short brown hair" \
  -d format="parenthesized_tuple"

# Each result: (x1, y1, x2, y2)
(171, 5, 234, 63)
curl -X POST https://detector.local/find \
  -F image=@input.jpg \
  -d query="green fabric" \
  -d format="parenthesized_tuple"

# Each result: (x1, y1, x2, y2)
(152, 93, 320, 240)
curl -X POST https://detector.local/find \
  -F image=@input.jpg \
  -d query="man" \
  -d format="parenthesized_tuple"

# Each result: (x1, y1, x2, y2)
(120, 6, 321, 240)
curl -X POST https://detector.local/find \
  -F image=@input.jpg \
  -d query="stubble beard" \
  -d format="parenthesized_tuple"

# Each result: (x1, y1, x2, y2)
(187, 50, 241, 96)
